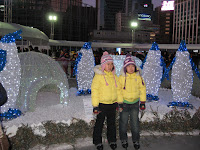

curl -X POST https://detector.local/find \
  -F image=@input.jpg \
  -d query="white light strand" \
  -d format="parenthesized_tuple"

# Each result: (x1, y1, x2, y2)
(0, 42, 21, 113)
(171, 51, 193, 102)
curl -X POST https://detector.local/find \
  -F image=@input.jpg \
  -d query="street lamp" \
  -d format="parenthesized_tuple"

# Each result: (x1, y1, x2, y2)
(130, 21, 138, 44)
(49, 15, 57, 39)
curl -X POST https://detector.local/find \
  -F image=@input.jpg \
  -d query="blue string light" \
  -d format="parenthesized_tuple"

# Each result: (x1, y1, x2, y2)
(177, 40, 187, 52)
(150, 42, 160, 51)
(162, 57, 176, 81)
(160, 56, 167, 82)
(0, 108, 22, 120)
(190, 58, 200, 80)
(0, 49, 7, 72)
(167, 101, 193, 109)
(140, 55, 147, 69)
(82, 42, 92, 49)
(147, 94, 159, 101)
(73, 52, 82, 77)
(1, 30, 22, 43)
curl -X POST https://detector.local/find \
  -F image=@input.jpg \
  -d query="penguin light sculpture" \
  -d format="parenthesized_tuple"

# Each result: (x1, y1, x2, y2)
(0, 30, 22, 115)
(74, 42, 95, 95)
(169, 40, 193, 108)
(142, 42, 163, 101)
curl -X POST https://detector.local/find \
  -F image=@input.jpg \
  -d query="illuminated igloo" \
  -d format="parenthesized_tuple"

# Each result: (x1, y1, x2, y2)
(17, 52, 69, 112)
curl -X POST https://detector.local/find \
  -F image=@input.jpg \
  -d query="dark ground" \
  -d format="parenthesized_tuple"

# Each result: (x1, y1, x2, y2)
(74, 135, 200, 150)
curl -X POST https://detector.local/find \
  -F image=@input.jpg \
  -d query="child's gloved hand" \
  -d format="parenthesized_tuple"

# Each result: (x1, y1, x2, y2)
(118, 103, 123, 112)
(93, 107, 100, 114)
(140, 102, 146, 110)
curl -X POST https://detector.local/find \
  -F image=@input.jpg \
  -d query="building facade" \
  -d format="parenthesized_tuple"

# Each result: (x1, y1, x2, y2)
(155, 6, 173, 44)
(95, 0, 157, 43)
(0, 0, 96, 41)
(172, 0, 200, 44)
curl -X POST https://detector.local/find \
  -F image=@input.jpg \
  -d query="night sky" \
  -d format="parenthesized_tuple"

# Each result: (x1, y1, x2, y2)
(82, 0, 165, 9)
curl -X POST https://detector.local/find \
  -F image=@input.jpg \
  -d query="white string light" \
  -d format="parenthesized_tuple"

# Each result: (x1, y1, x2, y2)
(142, 43, 163, 100)
(76, 47, 95, 92)
(171, 51, 193, 102)
(17, 52, 69, 112)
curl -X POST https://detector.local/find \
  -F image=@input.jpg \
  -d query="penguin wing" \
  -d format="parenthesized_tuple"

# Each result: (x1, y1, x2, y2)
(73, 52, 82, 76)
(0, 49, 7, 72)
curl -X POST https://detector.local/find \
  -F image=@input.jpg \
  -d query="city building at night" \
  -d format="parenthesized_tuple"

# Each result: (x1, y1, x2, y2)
(154, 1, 174, 44)
(172, 0, 200, 44)
(93, 0, 158, 43)
(0, 0, 96, 42)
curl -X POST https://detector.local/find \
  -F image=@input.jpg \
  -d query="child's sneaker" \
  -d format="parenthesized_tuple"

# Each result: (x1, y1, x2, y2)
(96, 143, 103, 150)
(121, 140, 128, 149)
(109, 142, 117, 150)
(133, 141, 140, 150)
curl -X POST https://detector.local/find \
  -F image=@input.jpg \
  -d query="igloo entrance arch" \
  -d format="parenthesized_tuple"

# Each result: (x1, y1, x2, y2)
(17, 52, 69, 112)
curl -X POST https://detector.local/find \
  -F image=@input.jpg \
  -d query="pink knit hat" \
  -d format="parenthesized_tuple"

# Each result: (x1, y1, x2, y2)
(123, 54, 137, 89)
(123, 54, 136, 74)
(101, 51, 114, 72)
(100, 51, 117, 87)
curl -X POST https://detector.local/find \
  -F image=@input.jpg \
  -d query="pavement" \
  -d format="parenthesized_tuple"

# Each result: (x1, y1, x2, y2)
(30, 135, 200, 150)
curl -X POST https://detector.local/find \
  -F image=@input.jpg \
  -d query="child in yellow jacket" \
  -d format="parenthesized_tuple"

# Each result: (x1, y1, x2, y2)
(118, 54, 146, 150)
(91, 51, 121, 150)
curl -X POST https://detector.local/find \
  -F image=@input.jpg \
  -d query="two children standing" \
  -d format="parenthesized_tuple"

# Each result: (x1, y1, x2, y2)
(91, 51, 146, 150)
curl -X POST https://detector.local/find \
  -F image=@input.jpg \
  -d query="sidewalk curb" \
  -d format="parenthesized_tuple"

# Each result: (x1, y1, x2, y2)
(29, 130, 200, 150)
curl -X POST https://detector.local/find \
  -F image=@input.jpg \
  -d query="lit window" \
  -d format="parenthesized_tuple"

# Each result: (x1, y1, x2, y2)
(165, 32, 169, 34)
(165, 28, 170, 31)
(166, 21, 170, 23)
(166, 17, 170, 19)
(166, 24, 170, 27)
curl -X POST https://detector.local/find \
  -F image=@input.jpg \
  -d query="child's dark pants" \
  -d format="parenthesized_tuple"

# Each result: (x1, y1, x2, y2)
(93, 103, 117, 145)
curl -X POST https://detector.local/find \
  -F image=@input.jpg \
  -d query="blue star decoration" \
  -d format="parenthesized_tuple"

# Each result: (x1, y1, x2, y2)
(0, 49, 7, 72)
(82, 42, 92, 49)
(178, 40, 188, 52)
(1, 29, 22, 43)
(150, 42, 159, 51)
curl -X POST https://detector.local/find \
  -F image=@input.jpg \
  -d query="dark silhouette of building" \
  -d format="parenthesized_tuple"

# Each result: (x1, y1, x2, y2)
(94, 0, 157, 43)
(0, 0, 97, 41)
(154, 6, 173, 44)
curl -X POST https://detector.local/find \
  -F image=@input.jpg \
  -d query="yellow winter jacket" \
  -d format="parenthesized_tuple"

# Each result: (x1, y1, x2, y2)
(118, 70, 146, 104)
(91, 65, 122, 107)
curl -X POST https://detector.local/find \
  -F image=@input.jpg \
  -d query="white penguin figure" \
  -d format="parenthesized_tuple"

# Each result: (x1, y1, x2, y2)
(75, 42, 95, 95)
(142, 42, 163, 101)
(171, 40, 193, 103)
(0, 30, 21, 113)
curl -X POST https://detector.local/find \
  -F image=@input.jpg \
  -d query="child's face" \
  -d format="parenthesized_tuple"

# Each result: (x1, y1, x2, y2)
(126, 64, 135, 74)
(104, 62, 114, 72)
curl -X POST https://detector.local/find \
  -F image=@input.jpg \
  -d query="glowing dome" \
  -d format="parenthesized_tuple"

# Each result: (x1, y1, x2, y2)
(17, 52, 69, 112)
